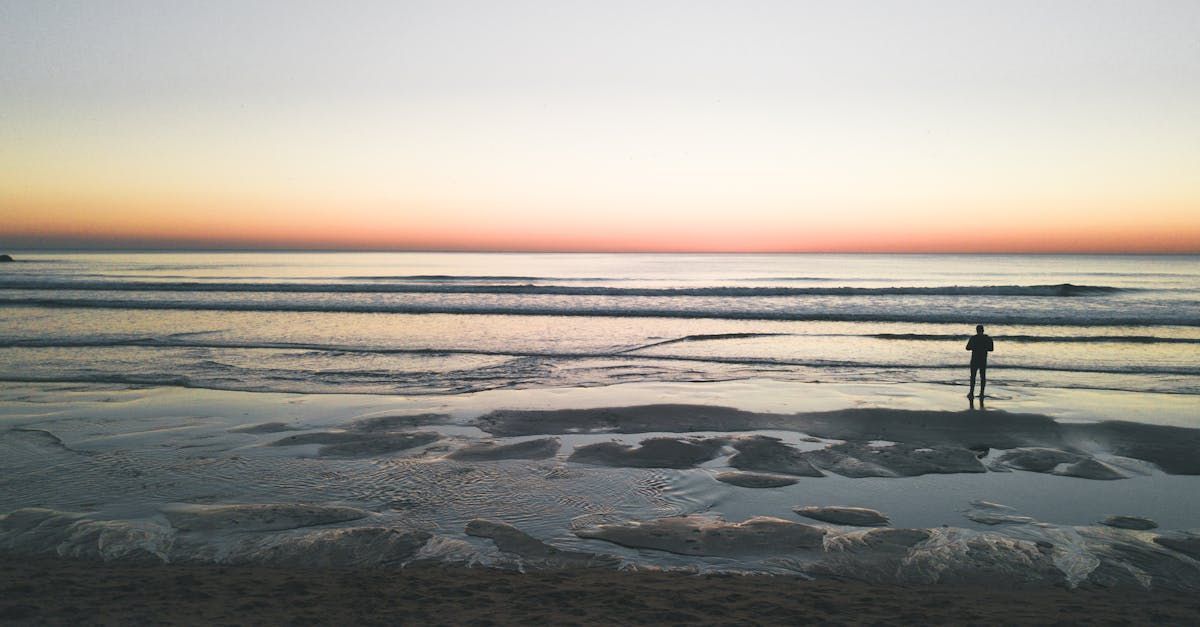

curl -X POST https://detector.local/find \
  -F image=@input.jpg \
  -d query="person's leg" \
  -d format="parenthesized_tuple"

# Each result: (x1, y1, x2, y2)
(979, 366, 987, 398)
(968, 364, 978, 398)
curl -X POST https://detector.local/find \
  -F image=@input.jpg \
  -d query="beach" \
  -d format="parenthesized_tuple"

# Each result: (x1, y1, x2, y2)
(2, 252, 1200, 621)
(6, 557, 1200, 626)
(6, 0, 1200, 620)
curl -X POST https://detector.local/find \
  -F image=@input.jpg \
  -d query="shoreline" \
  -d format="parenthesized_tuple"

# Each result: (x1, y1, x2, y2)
(3, 556, 1200, 625)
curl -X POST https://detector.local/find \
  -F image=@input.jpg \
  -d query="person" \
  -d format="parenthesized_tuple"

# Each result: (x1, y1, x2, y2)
(966, 324, 993, 399)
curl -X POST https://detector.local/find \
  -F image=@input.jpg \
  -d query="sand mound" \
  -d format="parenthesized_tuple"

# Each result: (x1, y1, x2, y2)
(575, 516, 825, 557)
(567, 437, 725, 469)
(1077, 526, 1200, 590)
(270, 431, 439, 457)
(1154, 533, 1200, 559)
(349, 413, 452, 432)
(465, 519, 618, 568)
(162, 503, 370, 533)
(476, 404, 1200, 475)
(229, 422, 297, 434)
(477, 404, 769, 436)
(962, 501, 1037, 525)
(447, 438, 560, 461)
(994, 448, 1126, 480)
(1101, 516, 1157, 530)
(1055, 458, 1126, 480)
(715, 471, 798, 488)
(795, 506, 890, 527)
(239, 527, 431, 568)
(727, 436, 823, 476)
(808, 442, 985, 478)
(0, 508, 169, 562)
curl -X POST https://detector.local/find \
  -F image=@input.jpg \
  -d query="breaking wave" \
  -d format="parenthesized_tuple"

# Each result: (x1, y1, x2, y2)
(0, 280, 1125, 297)
(5, 297, 1193, 327)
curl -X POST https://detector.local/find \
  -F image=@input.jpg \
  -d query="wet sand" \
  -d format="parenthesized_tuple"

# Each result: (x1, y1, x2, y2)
(3, 556, 1199, 625)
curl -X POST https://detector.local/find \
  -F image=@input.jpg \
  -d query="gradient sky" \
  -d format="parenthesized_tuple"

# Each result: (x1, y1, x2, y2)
(2, 0, 1198, 252)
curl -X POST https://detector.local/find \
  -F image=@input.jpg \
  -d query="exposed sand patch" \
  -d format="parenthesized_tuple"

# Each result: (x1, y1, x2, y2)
(447, 437, 560, 461)
(994, 447, 1126, 480)
(567, 437, 726, 469)
(477, 404, 769, 436)
(0, 508, 169, 562)
(727, 436, 823, 476)
(464, 519, 618, 568)
(269, 431, 440, 457)
(575, 516, 825, 557)
(476, 404, 1200, 477)
(1102, 516, 1158, 530)
(807, 442, 986, 478)
(808, 528, 934, 583)
(795, 506, 890, 527)
(961, 501, 1037, 526)
(162, 503, 370, 533)
(1055, 457, 1126, 480)
(349, 413, 453, 432)
(714, 471, 798, 488)
(1154, 533, 1200, 560)
(229, 422, 297, 434)
(241, 527, 432, 568)
(1075, 526, 1200, 590)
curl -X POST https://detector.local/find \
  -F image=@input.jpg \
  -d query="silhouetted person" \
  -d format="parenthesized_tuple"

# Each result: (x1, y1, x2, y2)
(966, 324, 993, 399)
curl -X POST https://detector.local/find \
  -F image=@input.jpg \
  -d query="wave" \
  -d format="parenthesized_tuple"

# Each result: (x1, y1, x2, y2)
(0, 280, 1124, 297)
(338, 274, 614, 282)
(870, 334, 1200, 344)
(616, 332, 792, 352)
(2, 297, 1195, 326)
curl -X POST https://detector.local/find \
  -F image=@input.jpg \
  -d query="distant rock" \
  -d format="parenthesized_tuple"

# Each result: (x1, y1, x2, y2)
(1101, 516, 1158, 530)
(715, 471, 798, 488)
(448, 437, 560, 461)
(0, 254, 12, 262)
(575, 516, 825, 557)
(568, 437, 725, 469)
(728, 436, 823, 477)
(794, 506, 890, 527)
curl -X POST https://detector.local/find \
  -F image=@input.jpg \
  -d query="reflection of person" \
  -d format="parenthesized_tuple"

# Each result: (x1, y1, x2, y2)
(966, 324, 994, 399)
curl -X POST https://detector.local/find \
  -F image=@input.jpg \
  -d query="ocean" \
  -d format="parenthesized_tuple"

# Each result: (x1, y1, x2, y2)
(2, 252, 1199, 583)
(1, 252, 1198, 396)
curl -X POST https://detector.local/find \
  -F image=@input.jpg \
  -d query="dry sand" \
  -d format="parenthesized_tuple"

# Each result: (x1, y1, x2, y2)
(3, 556, 1200, 626)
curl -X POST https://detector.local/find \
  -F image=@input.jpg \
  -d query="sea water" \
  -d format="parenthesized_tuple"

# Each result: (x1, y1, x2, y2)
(1, 252, 1198, 581)
(1, 252, 1197, 396)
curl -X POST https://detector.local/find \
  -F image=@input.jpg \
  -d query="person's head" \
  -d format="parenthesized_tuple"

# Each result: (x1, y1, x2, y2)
(976, 324, 985, 334)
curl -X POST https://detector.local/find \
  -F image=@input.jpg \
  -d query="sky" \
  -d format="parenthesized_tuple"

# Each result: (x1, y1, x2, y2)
(2, 0, 1198, 253)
